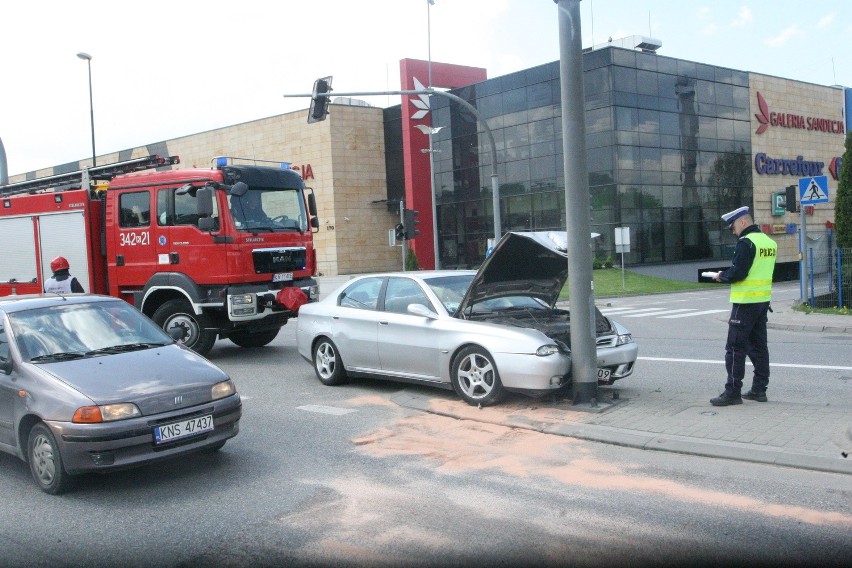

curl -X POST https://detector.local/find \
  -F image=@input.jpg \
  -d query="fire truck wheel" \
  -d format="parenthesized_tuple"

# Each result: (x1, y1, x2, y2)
(228, 329, 279, 348)
(152, 299, 217, 356)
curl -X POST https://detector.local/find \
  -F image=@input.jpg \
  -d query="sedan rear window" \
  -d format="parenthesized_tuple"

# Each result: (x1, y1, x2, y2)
(338, 277, 383, 310)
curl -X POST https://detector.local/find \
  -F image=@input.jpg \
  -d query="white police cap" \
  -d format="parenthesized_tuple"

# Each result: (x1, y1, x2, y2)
(721, 206, 749, 228)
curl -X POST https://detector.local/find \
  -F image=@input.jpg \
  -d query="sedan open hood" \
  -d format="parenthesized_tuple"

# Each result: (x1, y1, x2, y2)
(457, 231, 572, 314)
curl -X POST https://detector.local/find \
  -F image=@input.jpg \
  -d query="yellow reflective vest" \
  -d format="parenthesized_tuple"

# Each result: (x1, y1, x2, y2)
(730, 232, 777, 303)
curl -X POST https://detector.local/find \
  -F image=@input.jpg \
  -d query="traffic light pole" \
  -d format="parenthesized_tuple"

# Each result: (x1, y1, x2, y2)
(400, 200, 407, 271)
(286, 87, 502, 242)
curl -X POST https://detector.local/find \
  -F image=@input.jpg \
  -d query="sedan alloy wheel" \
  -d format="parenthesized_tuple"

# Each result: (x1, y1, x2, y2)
(313, 338, 348, 386)
(452, 346, 503, 406)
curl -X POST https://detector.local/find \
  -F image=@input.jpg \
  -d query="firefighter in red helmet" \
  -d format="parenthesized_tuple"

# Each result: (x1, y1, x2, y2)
(44, 256, 85, 294)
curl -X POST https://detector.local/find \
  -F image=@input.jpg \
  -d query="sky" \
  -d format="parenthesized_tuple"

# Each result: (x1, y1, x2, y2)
(1, 0, 850, 176)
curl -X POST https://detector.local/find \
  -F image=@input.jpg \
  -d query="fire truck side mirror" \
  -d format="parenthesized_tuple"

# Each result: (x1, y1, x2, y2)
(196, 187, 214, 217)
(308, 193, 318, 216)
(230, 182, 249, 197)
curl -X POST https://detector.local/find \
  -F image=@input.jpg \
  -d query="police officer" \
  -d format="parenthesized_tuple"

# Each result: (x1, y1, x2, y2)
(44, 256, 85, 294)
(711, 206, 777, 406)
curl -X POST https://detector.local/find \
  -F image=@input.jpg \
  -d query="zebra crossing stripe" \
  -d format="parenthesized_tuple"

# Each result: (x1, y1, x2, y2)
(658, 309, 729, 318)
(620, 309, 695, 318)
(600, 307, 664, 314)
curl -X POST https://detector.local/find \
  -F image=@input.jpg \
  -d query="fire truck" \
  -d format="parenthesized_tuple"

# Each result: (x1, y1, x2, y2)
(0, 154, 319, 356)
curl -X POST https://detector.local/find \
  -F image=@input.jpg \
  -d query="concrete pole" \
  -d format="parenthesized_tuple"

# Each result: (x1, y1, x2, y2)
(555, 0, 598, 405)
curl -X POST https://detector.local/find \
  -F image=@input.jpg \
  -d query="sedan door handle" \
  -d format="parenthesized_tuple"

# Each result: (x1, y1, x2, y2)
(379, 321, 389, 325)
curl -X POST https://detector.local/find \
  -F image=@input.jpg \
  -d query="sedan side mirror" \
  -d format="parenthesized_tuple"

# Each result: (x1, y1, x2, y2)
(407, 304, 438, 320)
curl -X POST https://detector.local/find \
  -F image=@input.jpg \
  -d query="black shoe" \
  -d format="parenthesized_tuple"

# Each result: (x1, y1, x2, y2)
(710, 392, 742, 406)
(743, 390, 768, 402)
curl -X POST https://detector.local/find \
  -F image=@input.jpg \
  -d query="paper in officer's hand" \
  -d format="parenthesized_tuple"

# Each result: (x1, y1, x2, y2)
(702, 271, 720, 279)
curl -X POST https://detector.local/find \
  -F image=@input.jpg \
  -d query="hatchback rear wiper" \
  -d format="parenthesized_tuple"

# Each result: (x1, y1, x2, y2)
(29, 352, 86, 362)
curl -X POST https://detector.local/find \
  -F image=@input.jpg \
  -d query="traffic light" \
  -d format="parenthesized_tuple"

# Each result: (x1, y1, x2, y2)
(308, 76, 333, 123)
(403, 208, 421, 240)
(394, 223, 405, 241)
(785, 184, 797, 213)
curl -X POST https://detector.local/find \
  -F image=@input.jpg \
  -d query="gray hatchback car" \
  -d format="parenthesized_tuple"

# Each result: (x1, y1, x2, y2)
(0, 294, 241, 494)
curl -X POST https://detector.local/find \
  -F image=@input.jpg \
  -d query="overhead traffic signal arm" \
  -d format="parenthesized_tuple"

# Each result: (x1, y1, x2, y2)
(308, 76, 333, 123)
(403, 208, 421, 240)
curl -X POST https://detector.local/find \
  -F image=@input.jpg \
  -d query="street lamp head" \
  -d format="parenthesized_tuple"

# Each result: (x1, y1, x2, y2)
(76, 52, 92, 61)
(414, 124, 444, 135)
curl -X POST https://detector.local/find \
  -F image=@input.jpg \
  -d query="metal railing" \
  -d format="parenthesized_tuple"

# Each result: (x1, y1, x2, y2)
(805, 247, 850, 309)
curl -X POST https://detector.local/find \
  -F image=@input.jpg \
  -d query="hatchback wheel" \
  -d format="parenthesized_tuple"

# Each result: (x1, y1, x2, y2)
(313, 338, 348, 386)
(28, 423, 71, 495)
(451, 346, 503, 406)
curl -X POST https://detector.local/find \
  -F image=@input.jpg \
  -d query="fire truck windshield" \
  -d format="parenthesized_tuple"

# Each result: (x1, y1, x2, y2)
(229, 188, 307, 232)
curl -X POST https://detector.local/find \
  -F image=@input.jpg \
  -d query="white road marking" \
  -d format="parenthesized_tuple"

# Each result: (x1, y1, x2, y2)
(600, 307, 667, 314)
(659, 309, 729, 318)
(640, 356, 852, 371)
(297, 405, 357, 416)
(620, 309, 696, 318)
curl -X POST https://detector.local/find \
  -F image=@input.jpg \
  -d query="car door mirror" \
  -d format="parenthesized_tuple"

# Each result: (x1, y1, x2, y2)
(407, 303, 438, 320)
(196, 186, 214, 217)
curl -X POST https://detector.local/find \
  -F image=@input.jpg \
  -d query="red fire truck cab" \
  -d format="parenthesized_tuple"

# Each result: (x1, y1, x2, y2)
(0, 155, 319, 356)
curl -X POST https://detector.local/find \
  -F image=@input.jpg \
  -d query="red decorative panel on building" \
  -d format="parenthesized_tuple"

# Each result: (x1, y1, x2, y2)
(399, 58, 487, 269)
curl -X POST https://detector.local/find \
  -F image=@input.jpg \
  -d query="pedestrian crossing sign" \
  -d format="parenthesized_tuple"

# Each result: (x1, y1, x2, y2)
(798, 175, 829, 205)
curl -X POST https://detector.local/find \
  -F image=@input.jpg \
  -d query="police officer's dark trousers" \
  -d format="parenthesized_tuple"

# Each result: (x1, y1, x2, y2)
(724, 301, 770, 396)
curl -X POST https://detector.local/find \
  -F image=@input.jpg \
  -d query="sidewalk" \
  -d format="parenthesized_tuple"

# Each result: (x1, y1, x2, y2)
(392, 387, 851, 475)
(317, 275, 851, 474)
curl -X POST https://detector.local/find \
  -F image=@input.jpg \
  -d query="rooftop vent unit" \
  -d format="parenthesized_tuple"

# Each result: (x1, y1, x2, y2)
(590, 35, 662, 53)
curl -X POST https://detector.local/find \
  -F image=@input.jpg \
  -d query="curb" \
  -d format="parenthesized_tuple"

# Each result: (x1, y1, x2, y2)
(391, 391, 852, 476)
(767, 322, 852, 334)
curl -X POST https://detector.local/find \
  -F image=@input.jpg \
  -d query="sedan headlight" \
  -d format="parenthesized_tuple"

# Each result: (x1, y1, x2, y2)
(536, 344, 560, 356)
(73, 403, 141, 423)
(616, 333, 633, 346)
(211, 379, 237, 400)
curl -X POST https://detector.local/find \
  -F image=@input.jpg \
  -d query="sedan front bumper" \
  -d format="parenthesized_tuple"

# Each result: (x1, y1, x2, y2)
(596, 342, 639, 382)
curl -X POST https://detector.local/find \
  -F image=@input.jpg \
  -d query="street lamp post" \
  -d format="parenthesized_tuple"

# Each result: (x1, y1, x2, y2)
(415, 125, 443, 269)
(76, 52, 96, 167)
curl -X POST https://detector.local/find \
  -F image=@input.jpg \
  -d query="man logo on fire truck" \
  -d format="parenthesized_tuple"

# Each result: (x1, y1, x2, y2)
(0, 155, 320, 356)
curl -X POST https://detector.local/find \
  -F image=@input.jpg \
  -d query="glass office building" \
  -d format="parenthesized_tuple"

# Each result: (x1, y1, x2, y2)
(423, 46, 753, 269)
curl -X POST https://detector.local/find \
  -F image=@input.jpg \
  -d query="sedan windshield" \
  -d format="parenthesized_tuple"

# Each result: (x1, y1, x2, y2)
(424, 274, 474, 314)
(9, 301, 173, 362)
(424, 273, 551, 316)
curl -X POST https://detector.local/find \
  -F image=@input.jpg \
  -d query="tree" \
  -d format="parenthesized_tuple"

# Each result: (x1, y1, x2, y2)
(836, 132, 852, 248)
(404, 245, 420, 271)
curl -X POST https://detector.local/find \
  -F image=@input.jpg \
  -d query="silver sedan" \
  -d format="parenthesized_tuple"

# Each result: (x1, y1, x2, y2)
(298, 233, 637, 407)
(297, 270, 577, 406)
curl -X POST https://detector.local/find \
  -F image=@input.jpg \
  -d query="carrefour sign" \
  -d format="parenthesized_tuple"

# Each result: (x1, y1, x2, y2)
(754, 153, 824, 176)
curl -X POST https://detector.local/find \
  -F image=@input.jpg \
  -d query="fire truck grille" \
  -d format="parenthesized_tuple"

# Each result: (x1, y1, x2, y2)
(252, 247, 306, 274)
